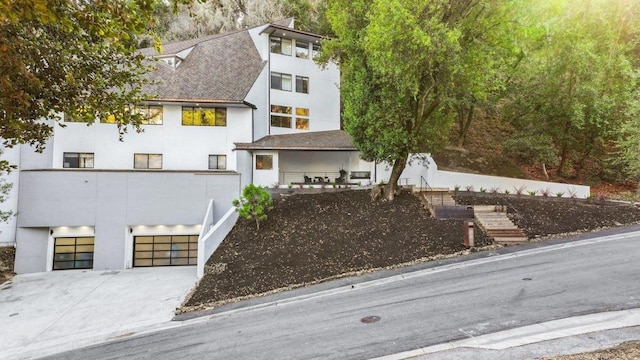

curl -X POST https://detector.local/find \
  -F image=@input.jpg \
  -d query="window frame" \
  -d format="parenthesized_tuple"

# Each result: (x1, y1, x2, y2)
(271, 72, 292, 92)
(270, 104, 292, 129)
(208, 154, 227, 170)
(181, 107, 227, 127)
(270, 36, 292, 56)
(63, 152, 94, 169)
(296, 76, 309, 94)
(295, 41, 309, 59)
(256, 155, 273, 170)
(133, 153, 163, 169)
(295, 107, 310, 130)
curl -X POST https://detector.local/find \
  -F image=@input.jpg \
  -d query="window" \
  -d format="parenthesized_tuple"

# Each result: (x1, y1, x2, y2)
(208, 155, 227, 170)
(270, 104, 292, 128)
(312, 43, 321, 59)
(270, 36, 292, 56)
(133, 235, 198, 267)
(63, 152, 94, 168)
(134, 154, 162, 169)
(256, 155, 273, 170)
(296, 41, 309, 59)
(295, 108, 309, 130)
(53, 237, 95, 270)
(181, 107, 226, 126)
(100, 105, 163, 124)
(296, 76, 309, 94)
(271, 72, 292, 91)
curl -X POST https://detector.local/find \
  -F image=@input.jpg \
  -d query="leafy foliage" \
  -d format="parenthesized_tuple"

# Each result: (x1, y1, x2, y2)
(322, 0, 519, 199)
(0, 0, 169, 151)
(232, 184, 274, 230)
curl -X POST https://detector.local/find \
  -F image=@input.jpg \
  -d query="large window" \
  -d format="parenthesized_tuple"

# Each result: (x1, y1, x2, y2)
(295, 108, 309, 130)
(270, 36, 292, 56)
(133, 235, 198, 267)
(182, 107, 227, 126)
(134, 153, 162, 169)
(208, 154, 227, 170)
(256, 155, 273, 170)
(296, 41, 309, 59)
(271, 72, 292, 91)
(270, 104, 292, 128)
(100, 105, 163, 124)
(53, 237, 95, 270)
(296, 76, 309, 94)
(63, 152, 94, 168)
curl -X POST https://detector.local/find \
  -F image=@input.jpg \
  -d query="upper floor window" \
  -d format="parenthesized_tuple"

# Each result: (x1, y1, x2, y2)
(134, 153, 162, 169)
(181, 107, 227, 126)
(270, 37, 292, 56)
(208, 155, 227, 170)
(296, 41, 309, 59)
(312, 43, 321, 59)
(271, 72, 292, 91)
(295, 108, 309, 130)
(296, 76, 309, 94)
(100, 105, 163, 125)
(270, 104, 292, 128)
(63, 152, 94, 168)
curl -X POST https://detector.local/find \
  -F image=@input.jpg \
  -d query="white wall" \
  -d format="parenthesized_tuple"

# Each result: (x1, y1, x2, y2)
(50, 105, 253, 171)
(252, 151, 279, 186)
(15, 170, 241, 273)
(374, 154, 590, 198)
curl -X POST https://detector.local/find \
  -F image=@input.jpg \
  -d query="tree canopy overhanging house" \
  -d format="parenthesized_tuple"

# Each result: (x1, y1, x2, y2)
(319, 0, 520, 200)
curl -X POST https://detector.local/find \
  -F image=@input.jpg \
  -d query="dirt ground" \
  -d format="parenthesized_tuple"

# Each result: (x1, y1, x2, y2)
(540, 340, 640, 360)
(0, 246, 15, 283)
(182, 189, 640, 312)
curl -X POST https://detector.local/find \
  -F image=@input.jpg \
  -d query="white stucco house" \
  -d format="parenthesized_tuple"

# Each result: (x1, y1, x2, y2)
(0, 19, 590, 275)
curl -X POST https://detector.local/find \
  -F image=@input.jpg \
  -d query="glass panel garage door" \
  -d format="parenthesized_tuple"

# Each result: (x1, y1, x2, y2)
(133, 235, 198, 267)
(53, 237, 95, 270)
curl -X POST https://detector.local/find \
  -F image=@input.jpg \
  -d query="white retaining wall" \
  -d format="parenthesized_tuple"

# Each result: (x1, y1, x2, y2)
(197, 207, 239, 279)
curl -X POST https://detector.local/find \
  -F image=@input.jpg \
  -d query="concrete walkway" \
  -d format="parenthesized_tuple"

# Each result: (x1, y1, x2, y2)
(0, 267, 197, 360)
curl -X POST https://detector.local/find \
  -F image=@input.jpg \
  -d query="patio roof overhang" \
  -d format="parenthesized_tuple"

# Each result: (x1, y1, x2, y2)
(234, 130, 358, 151)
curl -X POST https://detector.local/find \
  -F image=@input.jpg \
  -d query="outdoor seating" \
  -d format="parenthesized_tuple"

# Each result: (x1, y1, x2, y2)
(304, 175, 312, 183)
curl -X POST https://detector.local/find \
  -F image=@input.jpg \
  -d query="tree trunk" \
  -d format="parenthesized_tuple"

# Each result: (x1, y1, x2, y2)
(384, 153, 409, 201)
(541, 162, 549, 180)
(457, 104, 474, 148)
(558, 148, 569, 177)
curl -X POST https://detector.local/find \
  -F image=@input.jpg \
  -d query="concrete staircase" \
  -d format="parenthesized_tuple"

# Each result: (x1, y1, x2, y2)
(416, 188, 471, 219)
(473, 205, 529, 245)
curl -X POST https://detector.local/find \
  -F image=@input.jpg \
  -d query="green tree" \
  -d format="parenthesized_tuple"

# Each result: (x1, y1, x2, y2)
(321, 0, 518, 199)
(233, 184, 274, 230)
(505, 0, 640, 179)
(0, 0, 180, 153)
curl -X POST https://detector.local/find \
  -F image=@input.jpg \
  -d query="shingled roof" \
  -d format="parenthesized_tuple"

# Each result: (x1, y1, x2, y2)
(235, 130, 358, 151)
(140, 29, 265, 104)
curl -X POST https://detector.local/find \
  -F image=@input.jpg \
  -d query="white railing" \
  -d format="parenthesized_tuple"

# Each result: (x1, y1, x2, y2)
(197, 206, 239, 279)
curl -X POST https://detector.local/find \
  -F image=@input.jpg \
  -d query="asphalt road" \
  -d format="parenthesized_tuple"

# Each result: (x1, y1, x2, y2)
(47, 231, 640, 360)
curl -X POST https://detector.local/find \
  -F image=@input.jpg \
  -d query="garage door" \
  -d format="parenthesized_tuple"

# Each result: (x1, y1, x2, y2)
(53, 237, 95, 270)
(133, 235, 198, 267)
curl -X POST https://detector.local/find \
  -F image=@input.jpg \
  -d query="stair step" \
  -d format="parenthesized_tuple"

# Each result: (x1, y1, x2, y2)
(493, 237, 529, 244)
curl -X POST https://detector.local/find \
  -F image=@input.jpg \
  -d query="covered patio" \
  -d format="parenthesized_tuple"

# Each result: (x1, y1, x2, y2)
(234, 130, 375, 187)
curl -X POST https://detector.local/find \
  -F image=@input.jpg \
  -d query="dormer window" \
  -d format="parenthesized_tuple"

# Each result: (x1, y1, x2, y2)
(158, 56, 182, 69)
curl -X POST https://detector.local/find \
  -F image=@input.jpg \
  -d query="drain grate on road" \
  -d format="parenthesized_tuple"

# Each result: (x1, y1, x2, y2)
(360, 315, 381, 324)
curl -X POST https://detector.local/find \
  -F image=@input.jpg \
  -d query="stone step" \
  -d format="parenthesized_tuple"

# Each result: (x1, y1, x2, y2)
(474, 209, 528, 245)
(493, 236, 529, 245)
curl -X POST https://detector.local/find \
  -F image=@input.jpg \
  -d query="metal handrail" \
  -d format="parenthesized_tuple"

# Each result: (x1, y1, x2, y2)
(420, 175, 444, 206)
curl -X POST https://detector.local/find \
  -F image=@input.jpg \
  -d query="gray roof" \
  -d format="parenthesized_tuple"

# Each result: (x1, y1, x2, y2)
(140, 30, 265, 104)
(235, 130, 358, 151)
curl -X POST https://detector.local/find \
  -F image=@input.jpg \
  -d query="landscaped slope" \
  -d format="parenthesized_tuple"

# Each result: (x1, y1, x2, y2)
(182, 190, 640, 312)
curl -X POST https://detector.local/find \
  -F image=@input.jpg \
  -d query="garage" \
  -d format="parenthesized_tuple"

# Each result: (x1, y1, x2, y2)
(133, 235, 198, 267)
(53, 237, 95, 270)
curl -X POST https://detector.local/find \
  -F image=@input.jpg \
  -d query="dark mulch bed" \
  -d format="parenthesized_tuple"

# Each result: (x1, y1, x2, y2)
(182, 190, 640, 312)
(0, 246, 15, 284)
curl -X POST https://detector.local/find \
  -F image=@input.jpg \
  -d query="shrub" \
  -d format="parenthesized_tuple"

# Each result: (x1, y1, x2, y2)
(567, 188, 578, 199)
(490, 187, 500, 194)
(540, 188, 551, 197)
(232, 184, 274, 230)
(504, 189, 511, 195)
(453, 185, 461, 192)
(514, 185, 526, 196)
(555, 192, 565, 198)
(480, 187, 487, 193)
(465, 185, 474, 192)
(527, 190, 537, 196)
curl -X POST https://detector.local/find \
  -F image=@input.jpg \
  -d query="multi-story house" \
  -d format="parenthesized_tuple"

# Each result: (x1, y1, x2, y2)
(3, 19, 376, 274)
(1, 18, 590, 275)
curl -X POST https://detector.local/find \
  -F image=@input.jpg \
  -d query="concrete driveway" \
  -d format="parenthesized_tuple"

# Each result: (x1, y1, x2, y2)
(0, 266, 196, 360)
